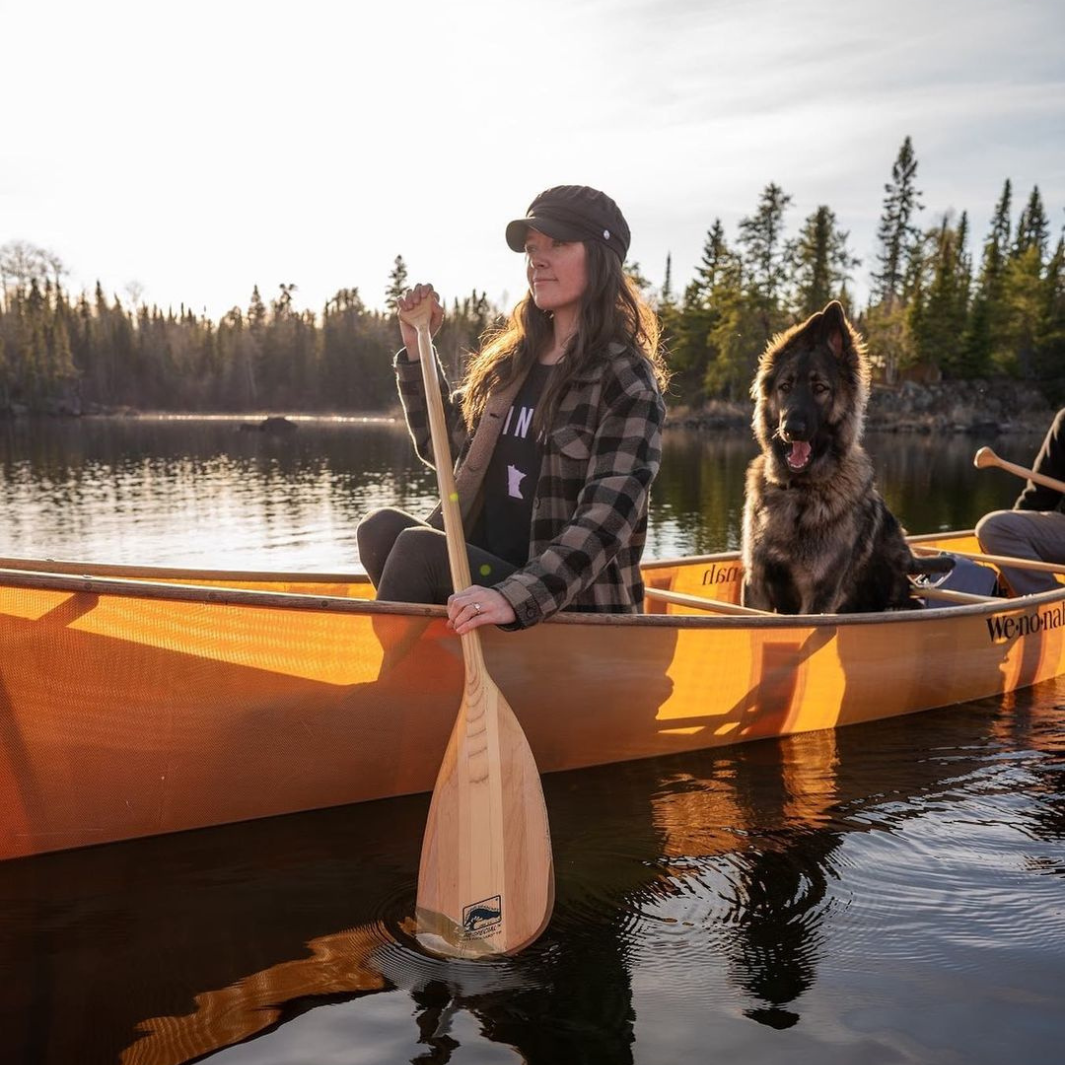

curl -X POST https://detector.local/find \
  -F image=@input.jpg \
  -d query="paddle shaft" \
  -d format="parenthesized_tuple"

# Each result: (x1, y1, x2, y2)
(912, 545, 1065, 575)
(409, 318, 479, 663)
(919, 585, 1001, 604)
(974, 446, 1065, 496)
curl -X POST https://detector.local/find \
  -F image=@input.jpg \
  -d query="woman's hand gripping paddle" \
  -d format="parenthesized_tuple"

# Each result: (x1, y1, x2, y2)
(974, 446, 1065, 495)
(398, 295, 554, 959)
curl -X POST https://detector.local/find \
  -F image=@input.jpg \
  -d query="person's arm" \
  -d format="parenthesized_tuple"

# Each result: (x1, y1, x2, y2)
(494, 358, 665, 628)
(394, 347, 468, 470)
(1016, 409, 1065, 511)
(392, 284, 468, 469)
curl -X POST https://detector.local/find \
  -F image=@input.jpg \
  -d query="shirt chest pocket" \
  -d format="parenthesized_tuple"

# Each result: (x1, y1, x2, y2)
(550, 424, 594, 473)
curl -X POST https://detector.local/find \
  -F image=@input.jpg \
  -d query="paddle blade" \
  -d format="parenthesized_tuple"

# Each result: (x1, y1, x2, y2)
(416, 676, 554, 959)
(973, 446, 997, 469)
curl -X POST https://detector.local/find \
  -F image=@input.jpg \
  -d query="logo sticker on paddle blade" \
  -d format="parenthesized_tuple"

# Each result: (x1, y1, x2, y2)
(463, 895, 502, 937)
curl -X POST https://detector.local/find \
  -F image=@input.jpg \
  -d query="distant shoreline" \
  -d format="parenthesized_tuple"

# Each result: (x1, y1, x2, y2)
(3, 377, 1056, 437)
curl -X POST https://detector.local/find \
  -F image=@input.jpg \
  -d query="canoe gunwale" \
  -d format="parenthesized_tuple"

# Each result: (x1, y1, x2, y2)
(2, 554, 1063, 630)
(0, 556, 367, 584)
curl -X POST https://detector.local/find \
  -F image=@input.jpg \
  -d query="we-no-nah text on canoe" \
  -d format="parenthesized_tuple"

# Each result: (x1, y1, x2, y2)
(987, 604, 1065, 642)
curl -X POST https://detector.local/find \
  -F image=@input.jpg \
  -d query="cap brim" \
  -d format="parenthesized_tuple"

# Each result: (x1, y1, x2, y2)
(505, 215, 581, 252)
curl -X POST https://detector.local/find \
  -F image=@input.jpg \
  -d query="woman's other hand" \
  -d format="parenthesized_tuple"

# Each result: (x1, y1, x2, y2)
(447, 586, 516, 634)
(397, 283, 444, 359)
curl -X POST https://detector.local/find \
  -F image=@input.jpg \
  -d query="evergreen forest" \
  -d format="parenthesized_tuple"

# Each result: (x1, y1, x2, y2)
(1, 137, 1062, 417)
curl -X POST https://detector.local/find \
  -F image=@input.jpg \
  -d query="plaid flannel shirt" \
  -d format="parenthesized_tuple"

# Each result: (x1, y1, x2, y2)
(394, 342, 665, 628)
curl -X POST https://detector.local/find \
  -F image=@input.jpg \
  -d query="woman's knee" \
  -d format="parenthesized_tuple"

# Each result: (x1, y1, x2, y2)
(357, 507, 408, 536)
(390, 525, 446, 563)
(976, 511, 1024, 553)
(376, 526, 451, 604)
(357, 508, 421, 582)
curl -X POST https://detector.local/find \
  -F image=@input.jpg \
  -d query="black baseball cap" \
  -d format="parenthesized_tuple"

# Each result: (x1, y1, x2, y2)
(505, 185, 630, 262)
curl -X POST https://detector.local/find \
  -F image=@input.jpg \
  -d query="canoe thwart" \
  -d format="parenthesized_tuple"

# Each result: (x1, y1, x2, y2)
(644, 588, 769, 615)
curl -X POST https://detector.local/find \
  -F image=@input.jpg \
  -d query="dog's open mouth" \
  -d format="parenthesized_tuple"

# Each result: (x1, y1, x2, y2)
(785, 440, 813, 471)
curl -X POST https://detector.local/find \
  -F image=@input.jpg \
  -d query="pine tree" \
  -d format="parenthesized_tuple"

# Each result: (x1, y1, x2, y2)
(260, 283, 300, 405)
(910, 212, 971, 376)
(1002, 235, 1048, 378)
(991, 179, 1013, 254)
(667, 221, 730, 404)
(247, 286, 266, 331)
(871, 136, 923, 308)
(696, 220, 729, 291)
(962, 179, 1013, 375)
(1013, 186, 1050, 260)
(737, 182, 792, 343)
(705, 254, 762, 401)
(1034, 235, 1065, 391)
(20, 278, 49, 401)
(661, 253, 674, 306)
(243, 286, 267, 404)
(791, 205, 860, 318)
(385, 255, 409, 314)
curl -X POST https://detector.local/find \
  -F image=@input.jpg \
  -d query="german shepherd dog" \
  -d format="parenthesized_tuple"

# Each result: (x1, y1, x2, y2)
(741, 301, 952, 614)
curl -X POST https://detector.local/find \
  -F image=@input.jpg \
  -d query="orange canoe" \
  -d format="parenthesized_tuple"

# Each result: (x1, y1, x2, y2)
(2, 530, 1063, 862)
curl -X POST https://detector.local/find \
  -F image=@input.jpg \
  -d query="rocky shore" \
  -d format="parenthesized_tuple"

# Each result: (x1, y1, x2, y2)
(666, 379, 1056, 436)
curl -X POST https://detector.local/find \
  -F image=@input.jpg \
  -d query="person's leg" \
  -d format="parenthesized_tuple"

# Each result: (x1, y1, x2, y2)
(375, 525, 517, 605)
(976, 509, 1065, 595)
(356, 508, 425, 587)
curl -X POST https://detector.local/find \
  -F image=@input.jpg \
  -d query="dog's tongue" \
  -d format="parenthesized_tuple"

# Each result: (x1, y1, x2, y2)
(787, 440, 812, 470)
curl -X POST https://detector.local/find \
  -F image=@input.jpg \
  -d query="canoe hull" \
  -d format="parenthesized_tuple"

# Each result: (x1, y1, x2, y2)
(3, 532, 1065, 861)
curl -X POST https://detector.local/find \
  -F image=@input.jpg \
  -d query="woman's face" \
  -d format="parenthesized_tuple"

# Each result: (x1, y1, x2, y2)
(524, 228, 588, 319)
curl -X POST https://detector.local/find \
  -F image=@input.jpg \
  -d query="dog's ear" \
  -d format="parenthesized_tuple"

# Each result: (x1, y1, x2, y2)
(820, 300, 847, 358)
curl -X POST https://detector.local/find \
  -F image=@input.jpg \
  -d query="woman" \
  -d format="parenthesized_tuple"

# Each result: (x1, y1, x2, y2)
(356, 184, 667, 635)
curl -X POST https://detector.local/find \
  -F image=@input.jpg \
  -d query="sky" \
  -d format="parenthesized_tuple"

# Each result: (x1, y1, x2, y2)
(2, 0, 1063, 322)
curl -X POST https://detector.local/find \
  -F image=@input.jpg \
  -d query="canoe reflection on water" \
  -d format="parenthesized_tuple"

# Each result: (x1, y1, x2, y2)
(3, 687, 1061, 1065)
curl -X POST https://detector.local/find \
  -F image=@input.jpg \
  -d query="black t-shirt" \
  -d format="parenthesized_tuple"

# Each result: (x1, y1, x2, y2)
(479, 362, 553, 566)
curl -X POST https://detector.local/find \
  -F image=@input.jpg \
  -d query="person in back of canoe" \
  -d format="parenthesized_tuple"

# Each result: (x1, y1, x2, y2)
(976, 408, 1065, 595)
(356, 184, 668, 634)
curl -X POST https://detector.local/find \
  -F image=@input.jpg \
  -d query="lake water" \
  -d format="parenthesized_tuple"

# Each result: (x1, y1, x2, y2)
(1, 416, 1063, 1065)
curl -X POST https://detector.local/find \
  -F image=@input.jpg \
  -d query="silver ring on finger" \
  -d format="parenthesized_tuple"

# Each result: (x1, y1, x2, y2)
(474, 602, 482, 614)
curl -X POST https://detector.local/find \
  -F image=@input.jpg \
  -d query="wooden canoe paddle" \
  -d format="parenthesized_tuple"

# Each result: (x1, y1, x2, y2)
(398, 295, 554, 959)
(973, 446, 1065, 495)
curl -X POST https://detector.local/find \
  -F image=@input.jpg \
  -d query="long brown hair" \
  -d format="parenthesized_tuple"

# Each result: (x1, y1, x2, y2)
(460, 243, 668, 433)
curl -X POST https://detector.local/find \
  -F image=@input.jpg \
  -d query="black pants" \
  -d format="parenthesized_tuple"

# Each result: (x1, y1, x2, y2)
(356, 507, 518, 604)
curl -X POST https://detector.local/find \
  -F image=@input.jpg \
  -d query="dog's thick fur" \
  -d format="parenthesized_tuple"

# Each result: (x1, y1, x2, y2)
(741, 301, 952, 614)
